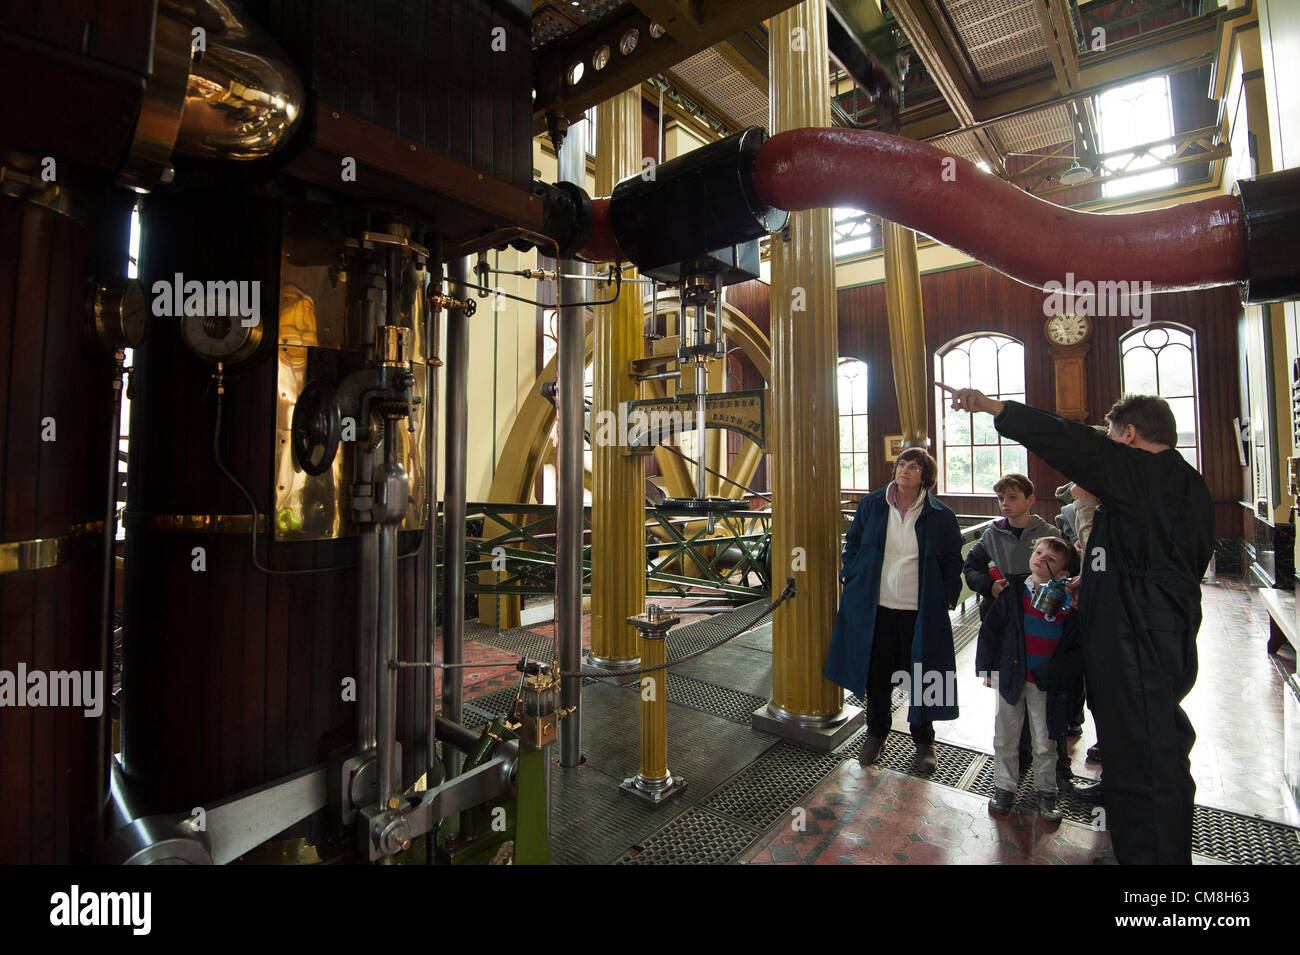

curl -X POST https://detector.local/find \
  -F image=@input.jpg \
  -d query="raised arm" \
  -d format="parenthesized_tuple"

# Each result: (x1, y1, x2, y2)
(941, 385, 1128, 504)
(992, 402, 1127, 504)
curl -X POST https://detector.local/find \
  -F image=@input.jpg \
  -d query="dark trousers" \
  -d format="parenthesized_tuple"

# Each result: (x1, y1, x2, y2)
(1086, 621, 1198, 864)
(865, 606, 934, 745)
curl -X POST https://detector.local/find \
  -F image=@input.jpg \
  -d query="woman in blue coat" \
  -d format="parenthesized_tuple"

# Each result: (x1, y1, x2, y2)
(825, 448, 965, 772)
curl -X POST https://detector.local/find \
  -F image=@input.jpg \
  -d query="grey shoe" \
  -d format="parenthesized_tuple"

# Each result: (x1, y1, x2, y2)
(1037, 791, 1062, 821)
(914, 742, 937, 774)
(989, 788, 1014, 813)
(857, 734, 885, 766)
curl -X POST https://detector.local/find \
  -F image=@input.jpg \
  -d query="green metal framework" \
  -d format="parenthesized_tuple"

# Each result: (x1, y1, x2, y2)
(461, 502, 992, 606)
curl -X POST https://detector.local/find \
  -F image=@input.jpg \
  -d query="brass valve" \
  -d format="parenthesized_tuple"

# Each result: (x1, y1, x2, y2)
(377, 325, 410, 367)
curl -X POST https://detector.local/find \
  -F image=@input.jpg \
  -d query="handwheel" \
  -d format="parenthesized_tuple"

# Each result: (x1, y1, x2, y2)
(291, 379, 341, 476)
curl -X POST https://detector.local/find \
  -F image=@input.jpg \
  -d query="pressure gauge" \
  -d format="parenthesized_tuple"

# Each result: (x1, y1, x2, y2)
(180, 313, 263, 363)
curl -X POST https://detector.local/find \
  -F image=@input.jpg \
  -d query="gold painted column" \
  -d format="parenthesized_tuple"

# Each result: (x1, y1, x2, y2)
(883, 222, 929, 445)
(620, 606, 685, 803)
(752, 0, 863, 749)
(589, 87, 644, 667)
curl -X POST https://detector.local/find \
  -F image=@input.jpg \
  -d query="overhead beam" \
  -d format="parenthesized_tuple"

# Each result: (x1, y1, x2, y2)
(1034, 0, 1081, 95)
(725, 28, 771, 85)
(641, 79, 729, 145)
(1012, 125, 1230, 196)
(826, 1, 899, 124)
(886, 0, 977, 126)
(717, 32, 770, 90)
(533, 0, 802, 135)
(897, 11, 1227, 142)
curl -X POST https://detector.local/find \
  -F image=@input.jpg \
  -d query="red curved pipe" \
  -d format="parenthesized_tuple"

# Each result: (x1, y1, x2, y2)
(580, 197, 624, 264)
(756, 128, 1246, 291)
(580, 127, 1248, 293)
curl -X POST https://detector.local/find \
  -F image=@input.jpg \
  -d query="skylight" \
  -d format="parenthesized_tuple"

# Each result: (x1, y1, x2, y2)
(833, 207, 879, 258)
(1096, 76, 1177, 198)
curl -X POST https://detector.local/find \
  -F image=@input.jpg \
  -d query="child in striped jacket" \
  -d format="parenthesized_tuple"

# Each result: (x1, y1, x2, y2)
(975, 536, 1082, 821)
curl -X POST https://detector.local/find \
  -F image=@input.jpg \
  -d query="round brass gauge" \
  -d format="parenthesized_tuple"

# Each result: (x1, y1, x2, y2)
(180, 311, 263, 364)
(91, 281, 149, 350)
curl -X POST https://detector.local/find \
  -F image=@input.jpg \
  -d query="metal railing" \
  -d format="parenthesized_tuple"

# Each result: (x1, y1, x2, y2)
(462, 502, 992, 606)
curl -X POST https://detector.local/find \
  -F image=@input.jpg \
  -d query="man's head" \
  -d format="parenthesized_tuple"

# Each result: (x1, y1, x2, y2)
(1104, 395, 1177, 450)
(894, 448, 937, 491)
(1028, 536, 1079, 583)
(993, 473, 1035, 524)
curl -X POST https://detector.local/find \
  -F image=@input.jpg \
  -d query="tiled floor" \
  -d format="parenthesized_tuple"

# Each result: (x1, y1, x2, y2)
(739, 764, 1113, 865)
(893, 578, 1299, 827)
(460, 578, 1299, 863)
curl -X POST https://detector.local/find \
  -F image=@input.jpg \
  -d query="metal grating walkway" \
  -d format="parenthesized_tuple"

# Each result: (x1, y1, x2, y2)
(462, 604, 1300, 865)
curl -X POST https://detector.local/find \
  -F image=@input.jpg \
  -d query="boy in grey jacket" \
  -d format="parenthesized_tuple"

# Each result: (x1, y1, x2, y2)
(962, 474, 1057, 621)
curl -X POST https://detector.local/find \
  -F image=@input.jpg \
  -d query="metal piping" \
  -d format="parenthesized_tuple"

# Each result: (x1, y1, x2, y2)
(556, 128, 586, 768)
(355, 523, 378, 752)
(425, 239, 444, 794)
(375, 446, 400, 815)
(574, 127, 1283, 298)
(97, 350, 126, 842)
(693, 302, 708, 500)
(441, 257, 471, 781)
(750, 128, 1248, 292)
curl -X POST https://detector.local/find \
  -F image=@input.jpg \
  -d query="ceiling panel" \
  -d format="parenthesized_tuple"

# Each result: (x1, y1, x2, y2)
(929, 129, 986, 164)
(989, 102, 1073, 155)
(943, 0, 1050, 84)
(667, 46, 770, 130)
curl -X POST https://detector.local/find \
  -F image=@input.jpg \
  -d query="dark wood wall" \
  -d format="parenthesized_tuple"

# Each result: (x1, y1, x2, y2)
(250, 0, 534, 190)
(724, 263, 1244, 536)
(0, 196, 117, 864)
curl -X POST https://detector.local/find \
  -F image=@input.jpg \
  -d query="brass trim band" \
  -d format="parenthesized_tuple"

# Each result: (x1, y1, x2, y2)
(123, 512, 269, 534)
(0, 154, 87, 222)
(0, 522, 105, 574)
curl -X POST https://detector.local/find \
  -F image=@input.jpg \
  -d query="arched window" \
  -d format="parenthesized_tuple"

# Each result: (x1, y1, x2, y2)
(838, 358, 869, 490)
(935, 334, 1026, 493)
(1119, 323, 1199, 467)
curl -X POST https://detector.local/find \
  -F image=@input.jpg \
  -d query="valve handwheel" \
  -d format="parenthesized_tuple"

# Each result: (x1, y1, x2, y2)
(291, 379, 341, 476)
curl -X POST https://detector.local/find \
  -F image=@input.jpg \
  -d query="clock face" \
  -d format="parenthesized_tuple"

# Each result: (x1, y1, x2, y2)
(1046, 314, 1090, 346)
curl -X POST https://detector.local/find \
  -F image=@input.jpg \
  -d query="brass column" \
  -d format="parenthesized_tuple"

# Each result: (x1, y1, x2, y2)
(588, 88, 644, 668)
(752, 0, 863, 749)
(620, 606, 685, 803)
(883, 222, 929, 445)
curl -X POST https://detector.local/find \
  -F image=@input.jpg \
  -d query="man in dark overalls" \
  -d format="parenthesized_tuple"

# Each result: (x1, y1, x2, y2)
(942, 388, 1213, 864)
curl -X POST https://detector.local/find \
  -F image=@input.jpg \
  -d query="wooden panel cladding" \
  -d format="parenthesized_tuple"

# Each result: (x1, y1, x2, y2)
(724, 264, 1243, 536)
(0, 196, 114, 863)
(249, 0, 534, 191)
(123, 190, 431, 826)
(0, 0, 155, 73)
